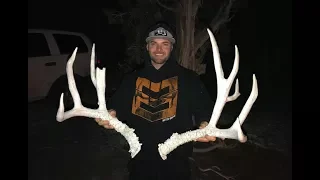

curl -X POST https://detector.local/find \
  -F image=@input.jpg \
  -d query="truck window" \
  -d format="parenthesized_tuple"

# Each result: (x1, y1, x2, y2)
(53, 34, 88, 54)
(28, 33, 51, 58)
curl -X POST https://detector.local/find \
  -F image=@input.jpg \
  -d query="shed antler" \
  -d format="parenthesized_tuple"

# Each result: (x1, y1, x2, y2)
(158, 29, 258, 160)
(56, 44, 142, 158)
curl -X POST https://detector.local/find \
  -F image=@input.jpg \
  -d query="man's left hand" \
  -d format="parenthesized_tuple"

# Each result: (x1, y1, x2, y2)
(195, 121, 217, 142)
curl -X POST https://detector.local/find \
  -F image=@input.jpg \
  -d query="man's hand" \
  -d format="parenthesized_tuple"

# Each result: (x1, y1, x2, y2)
(195, 121, 217, 142)
(94, 109, 116, 129)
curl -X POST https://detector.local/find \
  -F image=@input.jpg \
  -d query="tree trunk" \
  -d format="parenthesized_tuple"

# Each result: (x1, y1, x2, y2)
(176, 0, 196, 72)
(174, 0, 235, 75)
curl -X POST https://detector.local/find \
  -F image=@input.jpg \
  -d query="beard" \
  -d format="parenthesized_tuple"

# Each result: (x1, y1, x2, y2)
(149, 52, 170, 65)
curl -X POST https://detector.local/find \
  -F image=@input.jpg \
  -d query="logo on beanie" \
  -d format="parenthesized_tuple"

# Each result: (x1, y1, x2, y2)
(154, 28, 168, 36)
(146, 27, 176, 44)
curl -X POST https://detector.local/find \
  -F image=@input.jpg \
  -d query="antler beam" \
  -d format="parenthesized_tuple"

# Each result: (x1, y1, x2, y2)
(56, 44, 142, 158)
(158, 28, 258, 160)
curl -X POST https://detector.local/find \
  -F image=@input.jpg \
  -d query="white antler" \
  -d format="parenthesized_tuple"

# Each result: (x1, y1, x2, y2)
(56, 44, 142, 158)
(158, 28, 258, 160)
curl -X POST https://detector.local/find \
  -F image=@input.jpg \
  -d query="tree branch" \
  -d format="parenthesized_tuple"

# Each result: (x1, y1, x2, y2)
(192, 0, 202, 16)
(194, 0, 236, 52)
(196, 41, 209, 60)
(156, 0, 177, 12)
(189, 157, 238, 180)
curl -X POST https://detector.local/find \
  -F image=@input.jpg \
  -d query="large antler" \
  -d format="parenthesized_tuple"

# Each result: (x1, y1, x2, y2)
(56, 44, 142, 158)
(158, 29, 258, 160)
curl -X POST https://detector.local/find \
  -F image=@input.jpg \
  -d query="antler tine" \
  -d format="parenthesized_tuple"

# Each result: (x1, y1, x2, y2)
(67, 47, 83, 109)
(208, 29, 224, 80)
(222, 74, 258, 143)
(96, 67, 107, 110)
(90, 44, 97, 88)
(235, 74, 258, 126)
(89, 44, 106, 109)
(226, 79, 240, 102)
(227, 45, 239, 85)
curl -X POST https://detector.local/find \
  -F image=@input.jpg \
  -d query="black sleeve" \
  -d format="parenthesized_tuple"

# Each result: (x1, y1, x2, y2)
(191, 75, 214, 127)
(106, 75, 131, 113)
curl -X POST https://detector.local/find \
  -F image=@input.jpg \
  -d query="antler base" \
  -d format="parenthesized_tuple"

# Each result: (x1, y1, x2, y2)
(158, 121, 247, 160)
(108, 118, 142, 158)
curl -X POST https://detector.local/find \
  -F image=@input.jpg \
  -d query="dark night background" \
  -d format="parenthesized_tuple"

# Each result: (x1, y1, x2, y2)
(28, 1, 292, 109)
(28, 1, 292, 179)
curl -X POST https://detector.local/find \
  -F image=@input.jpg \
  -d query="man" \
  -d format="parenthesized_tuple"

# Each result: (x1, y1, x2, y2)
(95, 22, 216, 180)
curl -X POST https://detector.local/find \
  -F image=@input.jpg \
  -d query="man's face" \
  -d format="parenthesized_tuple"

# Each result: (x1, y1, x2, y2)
(147, 38, 173, 66)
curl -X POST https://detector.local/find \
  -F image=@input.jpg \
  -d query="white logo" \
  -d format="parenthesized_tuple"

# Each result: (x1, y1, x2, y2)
(155, 28, 167, 36)
(162, 115, 175, 122)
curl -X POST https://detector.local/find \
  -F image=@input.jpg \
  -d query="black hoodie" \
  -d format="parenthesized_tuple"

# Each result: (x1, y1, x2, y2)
(106, 53, 214, 175)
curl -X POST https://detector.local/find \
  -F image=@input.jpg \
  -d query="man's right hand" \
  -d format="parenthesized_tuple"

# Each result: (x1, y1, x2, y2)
(95, 109, 116, 129)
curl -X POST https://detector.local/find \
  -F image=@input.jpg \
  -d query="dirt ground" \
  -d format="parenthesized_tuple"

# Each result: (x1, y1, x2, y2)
(28, 122, 291, 180)
(28, 101, 291, 180)
(190, 141, 291, 180)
